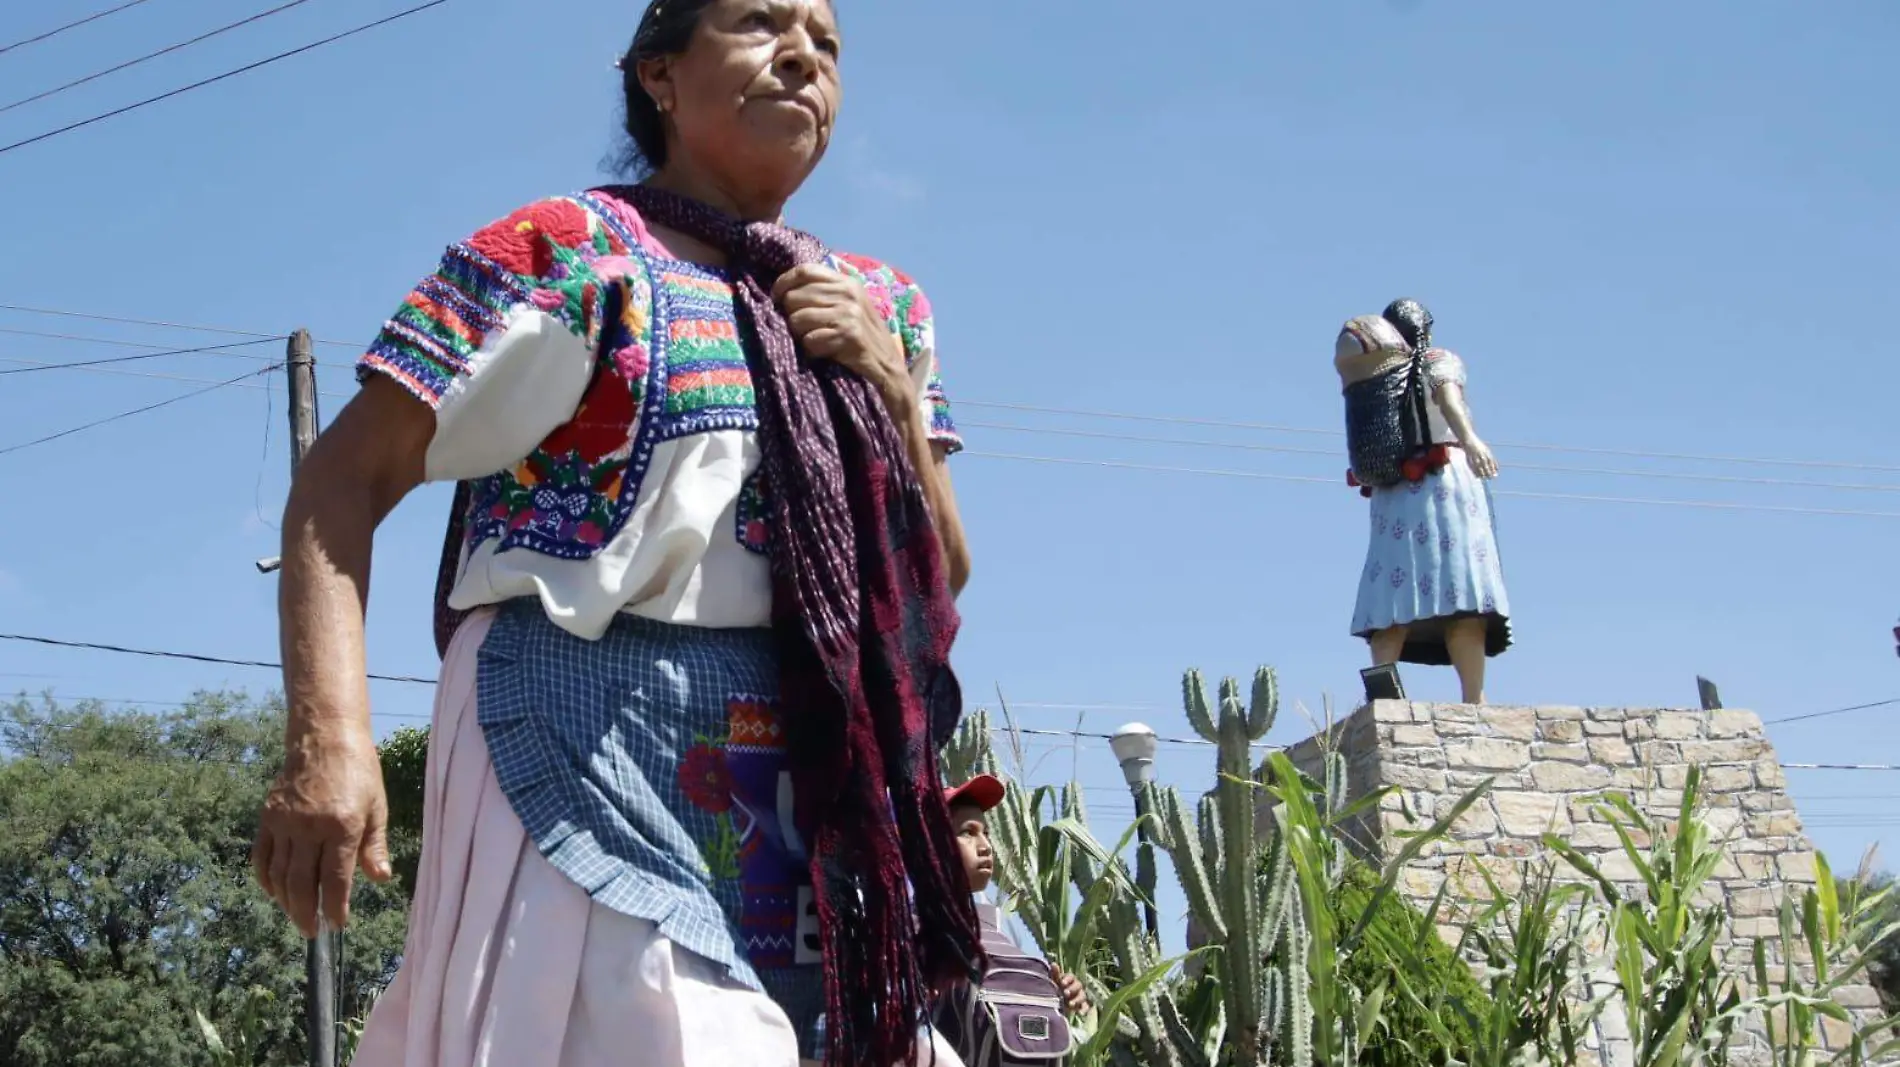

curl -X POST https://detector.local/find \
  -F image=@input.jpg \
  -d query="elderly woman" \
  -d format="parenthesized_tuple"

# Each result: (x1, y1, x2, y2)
(1336, 299, 1512, 704)
(251, 2, 983, 1065)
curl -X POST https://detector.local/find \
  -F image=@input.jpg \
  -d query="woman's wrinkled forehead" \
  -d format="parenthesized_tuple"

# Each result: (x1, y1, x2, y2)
(664, 0, 837, 26)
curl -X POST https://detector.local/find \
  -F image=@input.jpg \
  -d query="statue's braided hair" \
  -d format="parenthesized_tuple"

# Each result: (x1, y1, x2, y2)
(1381, 298, 1435, 454)
(1382, 297, 1434, 356)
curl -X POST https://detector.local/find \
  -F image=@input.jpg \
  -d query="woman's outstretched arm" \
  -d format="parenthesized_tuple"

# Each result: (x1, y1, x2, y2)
(255, 376, 429, 936)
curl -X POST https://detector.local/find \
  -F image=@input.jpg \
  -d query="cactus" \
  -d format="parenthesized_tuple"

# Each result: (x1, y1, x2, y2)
(942, 667, 1491, 1067)
(946, 669, 1385, 1067)
(1140, 667, 1322, 1067)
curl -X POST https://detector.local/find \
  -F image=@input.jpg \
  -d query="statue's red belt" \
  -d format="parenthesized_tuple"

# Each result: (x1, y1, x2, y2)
(1346, 444, 1457, 498)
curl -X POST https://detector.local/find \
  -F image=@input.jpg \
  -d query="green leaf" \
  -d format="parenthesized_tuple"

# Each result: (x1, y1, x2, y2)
(1345, 778, 1493, 954)
(1544, 833, 1621, 903)
(1816, 850, 1841, 945)
(1075, 949, 1211, 1064)
(193, 1010, 229, 1058)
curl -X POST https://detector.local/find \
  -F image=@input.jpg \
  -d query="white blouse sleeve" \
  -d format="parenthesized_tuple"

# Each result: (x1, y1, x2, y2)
(356, 201, 605, 483)
(1424, 348, 1469, 392)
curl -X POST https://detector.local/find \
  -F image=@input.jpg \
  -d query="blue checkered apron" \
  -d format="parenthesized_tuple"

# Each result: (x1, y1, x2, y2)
(475, 599, 826, 1055)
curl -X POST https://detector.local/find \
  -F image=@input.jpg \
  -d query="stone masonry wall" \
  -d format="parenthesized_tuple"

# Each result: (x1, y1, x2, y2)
(1275, 700, 1891, 1067)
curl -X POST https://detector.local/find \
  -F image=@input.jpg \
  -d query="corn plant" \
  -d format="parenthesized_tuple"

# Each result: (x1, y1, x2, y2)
(1750, 851, 1900, 1067)
(1262, 747, 1492, 1067)
(191, 986, 276, 1067)
(338, 987, 382, 1066)
(1545, 766, 1750, 1067)
(1397, 860, 1607, 1067)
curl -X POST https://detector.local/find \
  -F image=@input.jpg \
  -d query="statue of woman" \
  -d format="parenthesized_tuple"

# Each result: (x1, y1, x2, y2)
(1336, 299, 1511, 704)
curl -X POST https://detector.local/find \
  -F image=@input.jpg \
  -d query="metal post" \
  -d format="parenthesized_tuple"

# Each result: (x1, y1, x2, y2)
(285, 329, 336, 1067)
(1110, 723, 1161, 941)
(1132, 783, 1159, 940)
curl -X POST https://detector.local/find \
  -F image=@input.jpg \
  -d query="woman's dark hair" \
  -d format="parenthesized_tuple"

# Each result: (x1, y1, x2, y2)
(615, 0, 720, 175)
(1382, 298, 1434, 353)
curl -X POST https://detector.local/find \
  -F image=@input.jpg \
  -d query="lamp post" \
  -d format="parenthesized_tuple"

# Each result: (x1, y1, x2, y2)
(1110, 722, 1160, 940)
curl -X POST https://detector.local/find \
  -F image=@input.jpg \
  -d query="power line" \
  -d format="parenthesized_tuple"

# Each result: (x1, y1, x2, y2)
(0, 0, 315, 116)
(959, 401, 1900, 476)
(7, 304, 1898, 478)
(1000, 701, 1171, 714)
(0, 364, 277, 457)
(963, 451, 1900, 520)
(0, 304, 356, 348)
(0, 355, 336, 394)
(1004, 724, 1279, 751)
(3, 694, 430, 723)
(963, 420, 1900, 495)
(252, 365, 281, 532)
(6, 694, 194, 708)
(6, 354, 1899, 519)
(0, 332, 276, 373)
(3, 644, 1897, 768)
(0, 633, 436, 686)
(0, 0, 152, 58)
(0, 0, 451, 156)
(1763, 698, 1900, 727)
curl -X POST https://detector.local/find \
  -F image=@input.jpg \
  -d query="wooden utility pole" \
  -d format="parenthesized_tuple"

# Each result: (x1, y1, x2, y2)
(285, 329, 337, 1067)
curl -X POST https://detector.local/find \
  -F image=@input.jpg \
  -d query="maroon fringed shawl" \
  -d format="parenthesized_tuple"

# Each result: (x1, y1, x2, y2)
(429, 185, 983, 1067)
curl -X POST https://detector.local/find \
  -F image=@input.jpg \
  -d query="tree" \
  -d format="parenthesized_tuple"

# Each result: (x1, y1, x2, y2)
(378, 725, 429, 899)
(1843, 868, 1900, 1014)
(0, 692, 410, 1067)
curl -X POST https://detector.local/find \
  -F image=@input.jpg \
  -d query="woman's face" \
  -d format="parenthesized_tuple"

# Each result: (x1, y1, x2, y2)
(644, 0, 842, 200)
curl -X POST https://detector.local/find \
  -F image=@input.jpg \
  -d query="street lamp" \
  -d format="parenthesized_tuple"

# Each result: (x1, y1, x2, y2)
(1110, 722, 1160, 940)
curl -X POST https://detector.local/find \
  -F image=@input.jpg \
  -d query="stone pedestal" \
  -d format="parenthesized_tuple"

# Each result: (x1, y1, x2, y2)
(1272, 701, 1892, 1067)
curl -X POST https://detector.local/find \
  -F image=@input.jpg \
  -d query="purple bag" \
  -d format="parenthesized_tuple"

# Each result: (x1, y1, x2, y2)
(938, 915, 1075, 1065)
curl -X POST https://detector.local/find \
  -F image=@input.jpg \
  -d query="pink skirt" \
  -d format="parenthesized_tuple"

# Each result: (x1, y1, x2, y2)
(349, 609, 966, 1067)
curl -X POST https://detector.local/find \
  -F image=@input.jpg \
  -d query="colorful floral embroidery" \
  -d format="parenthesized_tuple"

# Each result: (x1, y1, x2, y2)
(835, 253, 960, 451)
(681, 743, 734, 813)
(653, 266, 759, 439)
(466, 267, 660, 558)
(364, 190, 960, 572)
(736, 468, 771, 555)
(361, 246, 531, 406)
(679, 727, 741, 881)
(723, 695, 812, 969)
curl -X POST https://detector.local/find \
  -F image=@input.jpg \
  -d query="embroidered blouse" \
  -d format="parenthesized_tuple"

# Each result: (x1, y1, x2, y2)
(357, 190, 963, 640)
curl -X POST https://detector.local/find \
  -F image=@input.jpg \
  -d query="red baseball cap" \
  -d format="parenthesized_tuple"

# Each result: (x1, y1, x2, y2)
(944, 773, 1006, 812)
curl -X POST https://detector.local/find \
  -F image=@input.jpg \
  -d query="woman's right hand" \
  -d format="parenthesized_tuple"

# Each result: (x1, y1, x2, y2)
(256, 376, 424, 937)
(253, 727, 393, 937)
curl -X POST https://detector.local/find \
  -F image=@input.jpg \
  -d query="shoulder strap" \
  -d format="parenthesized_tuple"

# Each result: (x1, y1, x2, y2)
(432, 484, 471, 660)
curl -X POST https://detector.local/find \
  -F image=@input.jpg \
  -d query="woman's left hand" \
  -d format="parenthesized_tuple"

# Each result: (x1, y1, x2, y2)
(1050, 964, 1091, 1016)
(1464, 437, 1500, 479)
(774, 264, 914, 419)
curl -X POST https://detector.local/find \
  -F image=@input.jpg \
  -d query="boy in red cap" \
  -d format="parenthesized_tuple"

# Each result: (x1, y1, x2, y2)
(932, 774, 1089, 1063)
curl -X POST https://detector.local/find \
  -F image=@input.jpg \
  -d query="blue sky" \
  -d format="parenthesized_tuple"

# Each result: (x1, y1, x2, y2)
(2, 0, 1897, 947)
